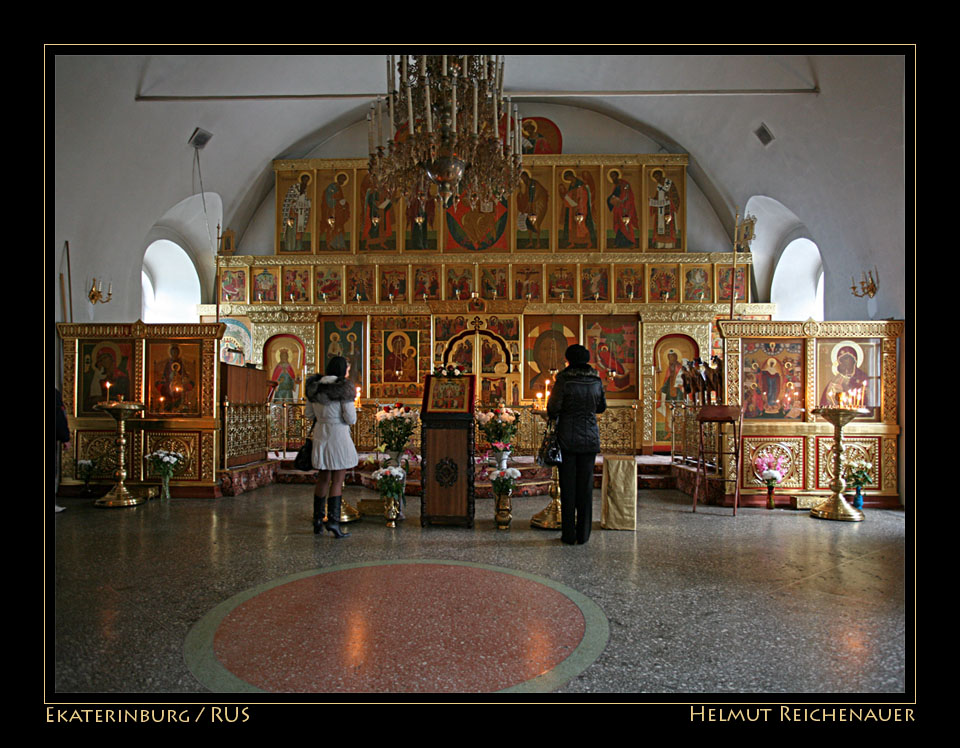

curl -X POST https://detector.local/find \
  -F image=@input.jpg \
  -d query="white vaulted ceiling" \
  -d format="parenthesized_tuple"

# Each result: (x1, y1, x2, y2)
(50, 50, 909, 324)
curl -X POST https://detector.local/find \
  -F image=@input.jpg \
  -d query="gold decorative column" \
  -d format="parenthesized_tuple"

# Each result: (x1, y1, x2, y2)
(810, 407, 867, 522)
(93, 400, 147, 507)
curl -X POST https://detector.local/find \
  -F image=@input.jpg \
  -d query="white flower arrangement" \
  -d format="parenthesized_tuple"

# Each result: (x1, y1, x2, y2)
(145, 449, 185, 478)
(374, 403, 419, 452)
(477, 406, 520, 444)
(372, 465, 407, 501)
(488, 467, 521, 495)
(372, 465, 407, 481)
(761, 468, 783, 484)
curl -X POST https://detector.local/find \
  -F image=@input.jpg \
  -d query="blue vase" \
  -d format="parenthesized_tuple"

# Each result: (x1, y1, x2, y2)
(853, 485, 863, 510)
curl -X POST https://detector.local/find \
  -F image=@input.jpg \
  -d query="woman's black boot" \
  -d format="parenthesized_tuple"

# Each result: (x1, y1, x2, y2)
(313, 493, 325, 535)
(325, 496, 350, 538)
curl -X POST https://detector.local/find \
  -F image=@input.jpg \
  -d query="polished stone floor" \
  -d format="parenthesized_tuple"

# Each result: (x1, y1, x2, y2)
(50, 484, 908, 696)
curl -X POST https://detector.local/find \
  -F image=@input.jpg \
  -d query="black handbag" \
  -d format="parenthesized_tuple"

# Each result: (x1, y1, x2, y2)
(294, 419, 316, 471)
(537, 417, 562, 466)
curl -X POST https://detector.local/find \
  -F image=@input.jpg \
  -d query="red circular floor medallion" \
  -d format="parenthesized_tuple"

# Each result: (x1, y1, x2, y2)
(212, 563, 587, 693)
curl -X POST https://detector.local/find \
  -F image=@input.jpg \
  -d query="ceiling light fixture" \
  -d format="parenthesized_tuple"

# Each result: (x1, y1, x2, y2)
(368, 55, 521, 209)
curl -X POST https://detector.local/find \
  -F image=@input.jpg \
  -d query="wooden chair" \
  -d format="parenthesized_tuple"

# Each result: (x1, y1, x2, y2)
(693, 404, 744, 516)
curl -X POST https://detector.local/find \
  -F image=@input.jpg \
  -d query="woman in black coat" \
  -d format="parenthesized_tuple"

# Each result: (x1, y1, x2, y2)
(546, 344, 607, 544)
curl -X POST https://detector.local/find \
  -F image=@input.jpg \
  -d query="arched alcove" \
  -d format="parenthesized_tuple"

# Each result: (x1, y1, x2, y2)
(770, 238, 824, 321)
(141, 239, 202, 322)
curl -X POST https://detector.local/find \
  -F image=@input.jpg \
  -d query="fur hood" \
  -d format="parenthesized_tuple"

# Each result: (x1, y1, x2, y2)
(556, 363, 600, 382)
(305, 374, 354, 403)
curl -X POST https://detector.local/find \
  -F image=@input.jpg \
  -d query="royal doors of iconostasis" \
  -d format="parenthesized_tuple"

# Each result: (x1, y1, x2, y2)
(434, 314, 522, 407)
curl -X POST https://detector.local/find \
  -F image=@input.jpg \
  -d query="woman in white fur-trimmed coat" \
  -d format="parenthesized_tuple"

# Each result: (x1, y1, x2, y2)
(304, 356, 358, 537)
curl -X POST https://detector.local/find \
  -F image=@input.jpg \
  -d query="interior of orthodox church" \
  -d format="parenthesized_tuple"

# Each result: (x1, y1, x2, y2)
(49, 51, 911, 703)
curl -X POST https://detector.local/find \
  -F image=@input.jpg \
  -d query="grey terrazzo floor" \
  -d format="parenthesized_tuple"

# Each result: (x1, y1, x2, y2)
(50, 484, 908, 696)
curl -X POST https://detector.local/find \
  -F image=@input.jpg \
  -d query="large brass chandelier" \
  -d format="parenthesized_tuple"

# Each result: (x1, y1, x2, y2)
(367, 55, 522, 208)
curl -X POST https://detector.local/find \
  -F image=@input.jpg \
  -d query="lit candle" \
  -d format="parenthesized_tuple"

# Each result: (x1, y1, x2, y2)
(105, 381, 112, 401)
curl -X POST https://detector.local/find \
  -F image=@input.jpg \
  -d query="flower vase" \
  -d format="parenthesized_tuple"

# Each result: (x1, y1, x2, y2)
(852, 485, 864, 510)
(495, 490, 513, 530)
(498, 451, 511, 470)
(766, 484, 775, 509)
(386, 450, 402, 468)
(161, 475, 171, 501)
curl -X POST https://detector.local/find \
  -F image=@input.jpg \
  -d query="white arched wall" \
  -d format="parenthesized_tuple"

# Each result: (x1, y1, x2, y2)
(770, 238, 824, 321)
(140, 192, 222, 315)
(142, 239, 202, 323)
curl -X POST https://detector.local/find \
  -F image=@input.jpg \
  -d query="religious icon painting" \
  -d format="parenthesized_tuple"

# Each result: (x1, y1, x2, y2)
(345, 266, 375, 304)
(479, 334, 511, 375)
(717, 264, 750, 302)
(479, 375, 510, 408)
(519, 116, 563, 155)
(422, 374, 475, 416)
(434, 314, 469, 343)
(546, 264, 577, 302)
(614, 264, 645, 303)
(412, 265, 441, 301)
(282, 267, 312, 304)
(219, 228, 236, 256)
(444, 264, 474, 300)
(314, 266, 343, 303)
(263, 333, 306, 403)
(642, 164, 685, 252)
(444, 191, 509, 252)
(479, 265, 508, 300)
(653, 334, 699, 444)
(382, 330, 419, 384)
(580, 264, 611, 302)
(146, 341, 202, 417)
(557, 166, 601, 251)
(316, 169, 352, 253)
(276, 170, 315, 254)
(583, 315, 638, 399)
(484, 314, 520, 341)
(648, 264, 679, 303)
(379, 266, 408, 303)
(220, 318, 252, 367)
(682, 264, 714, 303)
(218, 268, 247, 304)
(523, 314, 579, 399)
(442, 333, 475, 375)
(78, 339, 136, 416)
(815, 338, 881, 422)
(514, 167, 552, 251)
(319, 317, 365, 394)
(603, 166, 642, 251)
(513, 264, 543, 301)
(357, 170, 398, 252)
(250, 266, 280, 304)
(741, 339, 806, 421)
(403, 187, 440, 251)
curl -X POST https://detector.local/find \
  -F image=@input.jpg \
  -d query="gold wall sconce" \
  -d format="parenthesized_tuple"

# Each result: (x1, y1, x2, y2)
(851, 267, 879, 298)
(88, 278, 112, 304)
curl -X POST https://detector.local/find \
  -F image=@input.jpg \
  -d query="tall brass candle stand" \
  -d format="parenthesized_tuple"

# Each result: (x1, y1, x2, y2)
(93, 399, 146, 508)
(810, 407, 868, 522)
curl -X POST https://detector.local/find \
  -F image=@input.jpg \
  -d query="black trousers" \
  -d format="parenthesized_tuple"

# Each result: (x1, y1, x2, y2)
(558, 452, 596, 544)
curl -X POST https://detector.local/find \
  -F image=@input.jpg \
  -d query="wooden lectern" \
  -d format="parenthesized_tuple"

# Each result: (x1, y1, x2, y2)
(419, 374, 476, 527)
